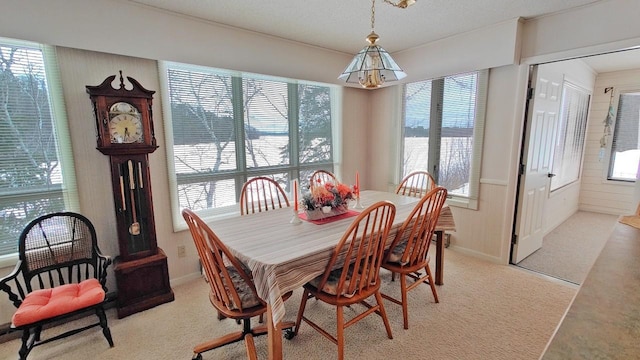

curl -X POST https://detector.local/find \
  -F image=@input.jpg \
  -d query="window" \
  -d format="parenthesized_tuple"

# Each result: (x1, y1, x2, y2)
(160, 62, 339, 228)
(550, 81, 590, 191)
(608, 90, 640, 181)
(0, 38, 78, 257)
(401, 70, 488, 207)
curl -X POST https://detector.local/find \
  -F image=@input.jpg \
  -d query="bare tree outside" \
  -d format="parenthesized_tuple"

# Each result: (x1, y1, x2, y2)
(167, 66, 335, 211)
(403, 73, 477, 196)
(0, 44, 64, 254)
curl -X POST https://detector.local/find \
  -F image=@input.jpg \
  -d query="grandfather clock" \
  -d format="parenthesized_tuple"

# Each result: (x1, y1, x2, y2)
(86, 72, 174, 318)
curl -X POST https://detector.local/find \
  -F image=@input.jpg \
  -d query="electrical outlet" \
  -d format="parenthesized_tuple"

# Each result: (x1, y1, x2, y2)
(177, 245, 186, 258)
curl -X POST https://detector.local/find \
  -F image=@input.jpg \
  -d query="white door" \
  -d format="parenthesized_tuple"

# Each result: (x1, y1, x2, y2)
(512, 65, 563, 263)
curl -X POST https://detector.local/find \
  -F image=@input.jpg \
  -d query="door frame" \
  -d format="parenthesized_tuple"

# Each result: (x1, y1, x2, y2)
(509, 64, 535, 264)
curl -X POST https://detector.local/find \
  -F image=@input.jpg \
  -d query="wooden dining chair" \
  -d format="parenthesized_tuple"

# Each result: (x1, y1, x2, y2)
(239, 176, 290, 323)
(182, 209, 294, 360)
(293, 201, 396, 360)
(240, 176, 290, 215)
(395, 170, 437, 198)
(309, 169, 337, 189)
(381, 186, 448, 329)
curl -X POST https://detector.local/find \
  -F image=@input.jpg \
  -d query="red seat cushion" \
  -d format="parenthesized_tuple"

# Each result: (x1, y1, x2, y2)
(12, 278, 105, 327)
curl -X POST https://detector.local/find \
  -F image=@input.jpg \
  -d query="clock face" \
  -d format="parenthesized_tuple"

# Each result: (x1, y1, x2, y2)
(109, 102, 144, 144)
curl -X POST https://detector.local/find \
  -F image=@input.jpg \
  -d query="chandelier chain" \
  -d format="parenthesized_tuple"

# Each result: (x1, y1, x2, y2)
(371, 0, 376, 32)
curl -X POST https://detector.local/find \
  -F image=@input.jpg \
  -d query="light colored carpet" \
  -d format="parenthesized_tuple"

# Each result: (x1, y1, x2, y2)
(0, 250, 577, 360)
(517, 211, 618, 284)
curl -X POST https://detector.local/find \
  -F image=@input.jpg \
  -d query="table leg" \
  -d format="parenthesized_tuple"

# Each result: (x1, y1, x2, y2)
(435, 230, 444, 285)
(267, 304, 283, 360)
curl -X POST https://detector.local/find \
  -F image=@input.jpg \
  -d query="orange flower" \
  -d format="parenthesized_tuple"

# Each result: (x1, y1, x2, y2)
(311, 186, 334, 205)
(336, 183, 352, 198)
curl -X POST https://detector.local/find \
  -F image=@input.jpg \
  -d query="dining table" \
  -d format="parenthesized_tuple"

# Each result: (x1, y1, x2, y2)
(207, 190, 456, 359)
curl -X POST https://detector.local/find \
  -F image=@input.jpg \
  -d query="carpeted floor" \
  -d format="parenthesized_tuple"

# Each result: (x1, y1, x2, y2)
(516, 211, 619, 284)
(0, 250, 577, 360)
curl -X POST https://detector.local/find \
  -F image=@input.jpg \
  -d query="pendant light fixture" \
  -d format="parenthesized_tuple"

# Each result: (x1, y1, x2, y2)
(338, 0, 415, 89)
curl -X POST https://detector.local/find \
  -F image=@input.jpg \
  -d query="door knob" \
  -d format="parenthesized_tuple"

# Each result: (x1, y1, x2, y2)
(547, 173, 556, 178)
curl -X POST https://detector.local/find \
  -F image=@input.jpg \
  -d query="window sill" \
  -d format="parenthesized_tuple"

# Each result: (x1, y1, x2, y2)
(602, 178, 636, 186)
(446, 196, 478, 210)
(173, 205, 241, 233)
(0, 253, 18, 269)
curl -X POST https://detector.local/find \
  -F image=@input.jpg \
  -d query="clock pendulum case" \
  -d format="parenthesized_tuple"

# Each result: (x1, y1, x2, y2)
(86, 72, 174, 318)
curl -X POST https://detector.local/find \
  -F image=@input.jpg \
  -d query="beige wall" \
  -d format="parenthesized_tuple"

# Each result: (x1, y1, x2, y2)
(0, 0, 640, 323)
(580, 69, 640, 215)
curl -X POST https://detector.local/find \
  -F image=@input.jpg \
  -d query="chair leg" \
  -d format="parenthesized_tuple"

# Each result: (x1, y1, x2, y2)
(294, 289, 311, 335)
(375, 291, 393, 340)
(34, 325, 42, 342)
(425, 265, 439, 303)
(400, 274, 409, 329)
(244, 333, 258, 360)
(337, 305, 345, 360)
(96, 306, 114, 347)
(19, 329, 31, 360)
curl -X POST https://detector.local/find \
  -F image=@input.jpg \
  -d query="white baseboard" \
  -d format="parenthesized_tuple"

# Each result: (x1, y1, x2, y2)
(447, 245, 505, 264)
(578, 205, 624, 216)
(169, 272, 203, 288)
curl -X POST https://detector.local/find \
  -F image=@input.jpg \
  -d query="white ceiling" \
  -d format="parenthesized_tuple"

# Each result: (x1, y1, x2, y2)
(127, 0, 640, 74)
(128, 0, 602, 54)
(578, 49, 640, 73)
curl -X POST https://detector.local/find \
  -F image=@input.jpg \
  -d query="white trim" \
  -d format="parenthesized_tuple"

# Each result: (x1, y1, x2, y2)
(521, 40, 640, 66)
(448, 246, 503, 264)
(0, 254, 19, 269)
(603, 86, 640, 182)
(158, 60, 342, 232)
(169, 272, 204, 288)
(480, 178, 509, 186)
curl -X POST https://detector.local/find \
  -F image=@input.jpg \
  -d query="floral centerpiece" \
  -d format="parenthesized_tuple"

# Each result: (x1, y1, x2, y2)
(302, 182, 355, 220)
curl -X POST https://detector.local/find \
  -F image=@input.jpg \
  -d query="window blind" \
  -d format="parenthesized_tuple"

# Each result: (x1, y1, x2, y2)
(159, 61, 337, 228)
(401, 70, 487, 204)
(0, 38, 78, 256)
(550, 82, 590, 191)
(609, 91, 640, 181)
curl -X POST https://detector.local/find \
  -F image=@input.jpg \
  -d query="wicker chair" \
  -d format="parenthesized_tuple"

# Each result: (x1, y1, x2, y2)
(381, 187, 448, 329)
(293, 201, 396, 360)
(395, 170, 437, 198)
(182, 209, 294, 360)
(0, 212, 113, 359)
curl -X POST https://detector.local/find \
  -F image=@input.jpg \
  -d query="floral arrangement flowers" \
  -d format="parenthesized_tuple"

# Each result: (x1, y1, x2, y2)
(302, 182, 355, 211)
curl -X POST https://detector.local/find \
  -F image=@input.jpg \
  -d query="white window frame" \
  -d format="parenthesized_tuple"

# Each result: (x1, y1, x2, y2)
(0, 38, 78, 266)
(549, 80, 591, 192)
(158, 61, 342, 231)
(398, 69, 488, 210)
(604, 86, 640, 183)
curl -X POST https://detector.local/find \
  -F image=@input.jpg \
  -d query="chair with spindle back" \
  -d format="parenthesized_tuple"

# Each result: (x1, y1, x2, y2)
(0, 212, 113, 360)
(293, 201, 396, 360)
(240, 176, 290, 215)
(238, 176, 290, 323)
(381, 187, 448, 329)
(182, 208, 295, 360)
(395, 170, 437, 198)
